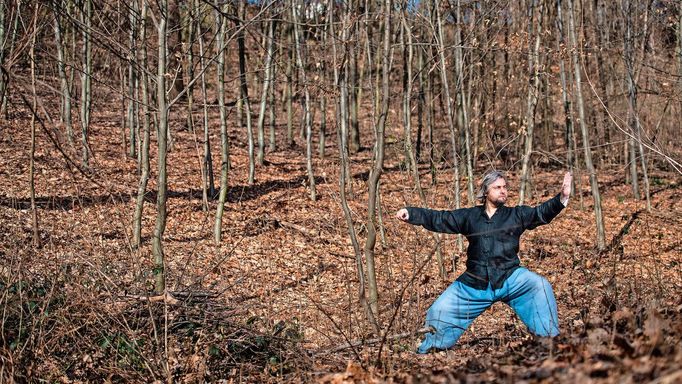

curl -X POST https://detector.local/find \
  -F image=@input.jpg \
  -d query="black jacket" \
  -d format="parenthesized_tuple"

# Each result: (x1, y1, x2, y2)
(406, 194, 565, 290)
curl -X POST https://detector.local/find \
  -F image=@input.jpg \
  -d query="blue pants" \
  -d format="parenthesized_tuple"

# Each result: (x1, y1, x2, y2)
(417, 267, 559, 354)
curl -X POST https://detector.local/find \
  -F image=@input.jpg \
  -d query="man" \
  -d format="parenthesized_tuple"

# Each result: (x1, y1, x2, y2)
(396, 171, 572, 353)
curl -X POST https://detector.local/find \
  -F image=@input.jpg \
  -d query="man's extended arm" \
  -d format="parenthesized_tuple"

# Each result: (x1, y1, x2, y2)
(396, 207, 467, 234)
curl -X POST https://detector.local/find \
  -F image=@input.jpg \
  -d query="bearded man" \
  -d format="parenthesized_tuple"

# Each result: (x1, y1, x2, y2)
(396, 171, 572, 353)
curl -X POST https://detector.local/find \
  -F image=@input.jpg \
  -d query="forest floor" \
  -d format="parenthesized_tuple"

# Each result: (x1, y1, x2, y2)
(1, 97, 682, 383)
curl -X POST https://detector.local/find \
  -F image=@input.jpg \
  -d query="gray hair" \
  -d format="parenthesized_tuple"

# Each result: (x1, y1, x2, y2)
(476, 170, 506, 203)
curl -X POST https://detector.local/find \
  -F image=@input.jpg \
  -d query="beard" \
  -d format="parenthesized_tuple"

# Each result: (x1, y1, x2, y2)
(491, 196, 507, 207)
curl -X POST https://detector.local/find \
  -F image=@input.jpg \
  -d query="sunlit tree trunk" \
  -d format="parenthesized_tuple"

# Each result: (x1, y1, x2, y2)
(153, 0, 169, 294)
(215, 1, 230, 244)
(556, 0, 577, 197)
(435, 0, 462, 260)
(285, 14, 294, 146)
(292, 0, 317, 201)
(519, 0, 544, 205)
(257, 14, 277, 165)
(133, 0, 151, 249)
(454, 0, 475, 205)
(623, 0, 651, 212)
(127, 2, 138, 159)
(363, 0, 392, 316)
(197, 16, 215, 208)
(79, 0, 92, 168)
(237, 0, 255, 184)
(53, 1, 74, 146)
(567, 0, 606, 250)
(332, 0, 379, 332)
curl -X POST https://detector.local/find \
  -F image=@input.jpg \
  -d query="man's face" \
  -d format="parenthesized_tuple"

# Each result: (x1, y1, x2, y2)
(486, 177, 508, 207)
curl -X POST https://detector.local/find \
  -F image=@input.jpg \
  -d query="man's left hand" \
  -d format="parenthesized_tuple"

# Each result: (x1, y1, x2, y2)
(561, 171, 572, 203)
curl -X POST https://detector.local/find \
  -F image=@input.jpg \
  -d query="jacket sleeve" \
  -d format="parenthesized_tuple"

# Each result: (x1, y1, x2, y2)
(405, 207, 468, 235)
(517, 193, 565, 230)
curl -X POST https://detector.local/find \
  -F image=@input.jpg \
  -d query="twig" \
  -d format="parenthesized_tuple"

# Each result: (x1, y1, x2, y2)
(318, 327, 434, 355)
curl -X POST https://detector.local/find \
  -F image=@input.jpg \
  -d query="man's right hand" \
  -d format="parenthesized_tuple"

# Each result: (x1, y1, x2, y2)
(396, 208, 409, 222)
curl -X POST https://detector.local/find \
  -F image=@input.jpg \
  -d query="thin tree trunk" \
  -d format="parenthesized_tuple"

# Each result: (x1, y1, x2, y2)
(127, 3, 137, 159)
(331, 0, 379, 332)
(435, 0, 462, 260)
(153, 0, 169, 294)
(215, 1, 230, 244)
(568, 0, 606, 250)
(556, 0, 576, 197)
(237, 0, 255, 184)
(269, 45, 277, 152)
(184, 2, 195, 133)
(53, 1, 74, 146)
(133, 1, 151, 249)
(519, 0, 544, 205)
(0, 0, 20, 118)
(257, 15, 277, 165)
(29, 4, 40, 248)
(454, 0, 475, 205)
(197, 17, 215, 206)
(80, 0, 92, 168)
(286, 18, 294, 146)
(364, 0, 392, 316)
(292, 0, 317, 201)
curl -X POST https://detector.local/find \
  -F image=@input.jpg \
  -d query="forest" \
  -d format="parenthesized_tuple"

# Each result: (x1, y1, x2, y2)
(0, 0, 681, 382)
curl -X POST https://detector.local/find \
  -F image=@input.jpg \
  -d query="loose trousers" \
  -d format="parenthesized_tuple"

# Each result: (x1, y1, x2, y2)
(417, 267, 559, 354)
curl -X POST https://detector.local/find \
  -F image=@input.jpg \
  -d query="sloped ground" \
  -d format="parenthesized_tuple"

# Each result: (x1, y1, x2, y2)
(0, 97, 681, 382)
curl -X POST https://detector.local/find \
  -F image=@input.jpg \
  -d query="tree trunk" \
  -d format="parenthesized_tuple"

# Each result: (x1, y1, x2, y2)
(454, 0, 475, 206)
(237, 0, 255, 184)
(567, 0, 606, 250)
(153, 0, 169, 294)
(215, 1, 230, 244)
(80, 0, 92, 168)
(29, 4, 40, 248)
(331, 0, 379, 332)
(519, 0, 544, 205)
(127, 3, 138, 159)
(292, 0, 317, 201)
(435, 0, 462, 260)
(257, 14, 277, 165)
(53, 1, 74, 146)
(556, 0, 577, 197)
(364, 0, 392, 316)
(133, 0, 151, 249)
(286, 17, 294, 146)
(197, 16, 215, 207)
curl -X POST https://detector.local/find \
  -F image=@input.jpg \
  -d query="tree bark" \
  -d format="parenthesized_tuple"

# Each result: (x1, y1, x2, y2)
(519, 0, 544, 205)
(257, 14, 277, 165)
(153, 0, 169, 294)
(215, 1, 230, 244)
(80, 0, 92, 168)
(567, 0, 606, 250)
(53, 0, 74, 146)
(292, 0, 317, 201)
(133, 0, 151, 249)
(237, 1, 255, 185)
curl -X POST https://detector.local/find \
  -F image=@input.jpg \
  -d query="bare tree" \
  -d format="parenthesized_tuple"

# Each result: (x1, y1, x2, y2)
(79, 0, 93, 168)
(567, 0, 606, 250)
(152, 0, 169, 293)
(518, 0, 545, 205)
(53, 0, 74, 146)
(132, 0, 151, 249)
(257, 11, 277, 165)
(291, 0, 317, 201)
(29, 3, 40, 248)
(214, 0, 230, 244)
